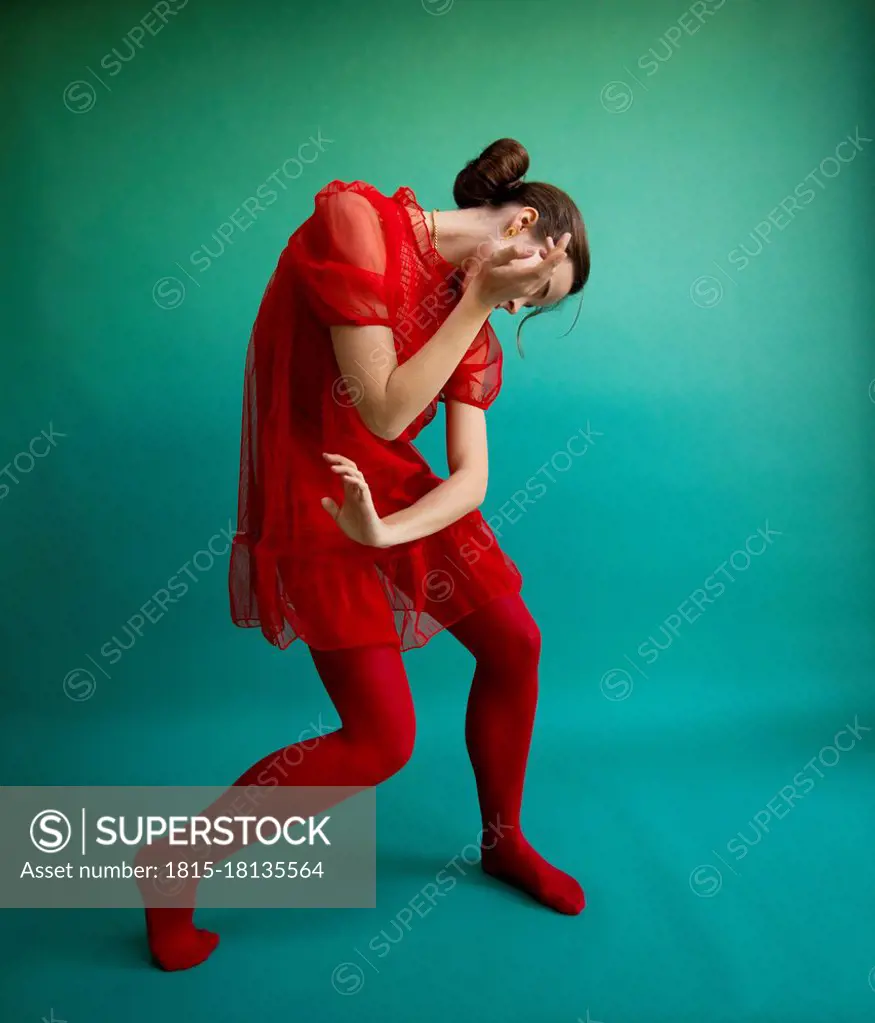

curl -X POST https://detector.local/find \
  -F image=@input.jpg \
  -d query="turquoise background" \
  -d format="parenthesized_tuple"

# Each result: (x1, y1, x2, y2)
(2, 0, 874, 1020)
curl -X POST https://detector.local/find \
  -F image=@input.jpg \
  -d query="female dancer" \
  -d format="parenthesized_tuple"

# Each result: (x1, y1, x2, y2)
(143, 137, 591, 970)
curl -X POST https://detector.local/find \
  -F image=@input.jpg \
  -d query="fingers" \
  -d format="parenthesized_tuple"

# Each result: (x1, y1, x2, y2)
(329, 462, 364, 481)
(336, 468, 366, 490)
(322, 452, 359, 471)
(538, 232, 571, 262)
(488, 242, 539, 267)
(323, 452, 370, 490)
(320, 496, 339, 519)
(335, 466, 370, 501)
(527, 233, 571, 289)
(322, 452, 376, 510)
(508, 251, 564, 290)
(550, 232, 572, 263)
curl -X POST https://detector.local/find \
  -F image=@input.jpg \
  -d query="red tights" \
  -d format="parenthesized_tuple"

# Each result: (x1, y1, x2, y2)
(142, 594, 583, 971)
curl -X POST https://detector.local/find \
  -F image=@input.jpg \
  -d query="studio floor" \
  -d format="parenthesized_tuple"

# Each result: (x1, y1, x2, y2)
(3, 659, 874, 1023)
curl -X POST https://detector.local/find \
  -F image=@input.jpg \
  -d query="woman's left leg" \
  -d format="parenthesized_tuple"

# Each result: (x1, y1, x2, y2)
(447, 593, 585, 915)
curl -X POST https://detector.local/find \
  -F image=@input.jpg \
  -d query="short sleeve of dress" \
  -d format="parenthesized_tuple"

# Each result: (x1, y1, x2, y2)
(291, 183, 397, 328)
(439, 319, 503, 410)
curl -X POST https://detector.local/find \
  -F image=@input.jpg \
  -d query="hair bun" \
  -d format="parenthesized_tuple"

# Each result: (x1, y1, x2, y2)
(453, 138, 530, 208)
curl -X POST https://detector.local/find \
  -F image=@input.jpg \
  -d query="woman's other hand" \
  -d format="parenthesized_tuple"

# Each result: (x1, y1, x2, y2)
(320, 453, 393, 548)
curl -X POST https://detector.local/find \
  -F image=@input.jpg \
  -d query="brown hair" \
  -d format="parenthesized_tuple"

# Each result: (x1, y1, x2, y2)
(453, 138, 590, 354)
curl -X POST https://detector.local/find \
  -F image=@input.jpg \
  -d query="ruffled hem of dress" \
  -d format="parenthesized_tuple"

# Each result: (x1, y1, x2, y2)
(229, 511, 523, 653)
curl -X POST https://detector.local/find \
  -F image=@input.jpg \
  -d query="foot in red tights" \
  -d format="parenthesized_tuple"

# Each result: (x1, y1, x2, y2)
(136, 843, 219, 971)
(481, 831, 585, 915)
(139, 643, 415, 971)
(143, 909, 219, 972)
(448, 595, 586, 916)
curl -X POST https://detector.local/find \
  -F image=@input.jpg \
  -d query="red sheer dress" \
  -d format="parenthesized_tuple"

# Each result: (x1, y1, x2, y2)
(229, 179, 523, 651)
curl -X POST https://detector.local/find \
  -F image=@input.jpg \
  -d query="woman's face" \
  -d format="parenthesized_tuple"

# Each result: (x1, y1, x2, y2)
(494, 229, 575, 315)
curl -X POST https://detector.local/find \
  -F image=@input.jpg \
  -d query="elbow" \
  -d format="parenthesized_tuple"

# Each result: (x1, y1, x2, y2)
(468, 474, 488, 510)
(357, 402, 404, 442)
(449, 467, 487, 511)
(368, 416, 405, 442)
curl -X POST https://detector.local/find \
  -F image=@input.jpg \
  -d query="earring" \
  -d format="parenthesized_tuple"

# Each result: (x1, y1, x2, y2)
(505, 227, 518, 238)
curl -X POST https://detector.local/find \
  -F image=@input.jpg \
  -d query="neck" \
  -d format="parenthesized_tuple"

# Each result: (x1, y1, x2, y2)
(432, 207, 509, 267)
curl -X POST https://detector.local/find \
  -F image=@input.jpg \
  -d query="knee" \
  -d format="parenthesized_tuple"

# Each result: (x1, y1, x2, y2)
(461, 596, 542, 669)
(348, 721, 416, 785)
(513, 614, 542, 661)
(364, 730, 415, 784)
(487, 610, 542, 668)
(375, 728, 416, 781)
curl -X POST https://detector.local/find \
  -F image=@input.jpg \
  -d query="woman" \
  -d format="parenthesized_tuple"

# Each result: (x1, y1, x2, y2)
(143, 137, 591, 970)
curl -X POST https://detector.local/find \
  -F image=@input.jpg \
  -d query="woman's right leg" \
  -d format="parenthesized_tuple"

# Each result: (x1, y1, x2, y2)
(238, 643, 416, 787)
(141, 642, 415, 971)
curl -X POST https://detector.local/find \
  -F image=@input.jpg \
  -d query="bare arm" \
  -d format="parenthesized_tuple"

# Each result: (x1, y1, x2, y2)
(379, 400, 488, 543)
(328, 234, 569, 441)
(321, 400, 488, 547)
(329, 287, 493, 441)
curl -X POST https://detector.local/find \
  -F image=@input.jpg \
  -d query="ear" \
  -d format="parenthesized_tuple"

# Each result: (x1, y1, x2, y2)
(520, 206, 540, 232)
(505, 207, 537, 238)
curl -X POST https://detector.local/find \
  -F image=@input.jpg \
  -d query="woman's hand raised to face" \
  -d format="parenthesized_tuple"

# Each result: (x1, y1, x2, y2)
(464, 232, 571, 310)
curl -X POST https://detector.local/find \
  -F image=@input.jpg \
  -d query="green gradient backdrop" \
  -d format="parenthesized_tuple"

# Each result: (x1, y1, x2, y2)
(2, 0, 874, 1020)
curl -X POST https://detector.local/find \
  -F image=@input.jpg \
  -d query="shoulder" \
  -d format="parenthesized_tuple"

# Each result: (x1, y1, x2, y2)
(312, 179, 395, 218)
(306, 180, 403, 242)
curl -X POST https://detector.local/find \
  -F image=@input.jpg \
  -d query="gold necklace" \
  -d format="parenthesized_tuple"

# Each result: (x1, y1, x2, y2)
(430, 209, 438, 252)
